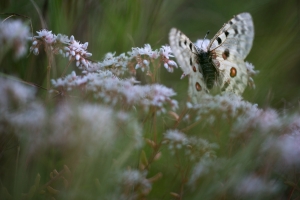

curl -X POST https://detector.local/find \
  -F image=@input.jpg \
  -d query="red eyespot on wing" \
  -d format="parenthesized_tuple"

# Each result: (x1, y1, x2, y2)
(230, 67, 237, 77)
(195, 82, 202, 91)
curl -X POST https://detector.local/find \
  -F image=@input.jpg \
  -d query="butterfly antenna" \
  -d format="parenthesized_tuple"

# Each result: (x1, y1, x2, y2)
(201, 30, 210, 48)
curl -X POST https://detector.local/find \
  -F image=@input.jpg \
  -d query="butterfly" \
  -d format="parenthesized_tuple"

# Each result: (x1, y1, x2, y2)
(169, 12, 254, 103)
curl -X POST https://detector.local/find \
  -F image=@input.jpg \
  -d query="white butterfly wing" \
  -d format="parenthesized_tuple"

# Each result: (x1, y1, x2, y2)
(169, 28, 208, 103)
(209, 13, 254, 59)
(209, 13, 254, 95)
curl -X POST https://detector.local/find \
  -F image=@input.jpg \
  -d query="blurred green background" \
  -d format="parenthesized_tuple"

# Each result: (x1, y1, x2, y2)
(0, 0, 299, 109)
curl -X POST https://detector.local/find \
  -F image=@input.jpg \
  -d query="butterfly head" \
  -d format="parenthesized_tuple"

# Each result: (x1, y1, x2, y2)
(194, 39, 210, 52)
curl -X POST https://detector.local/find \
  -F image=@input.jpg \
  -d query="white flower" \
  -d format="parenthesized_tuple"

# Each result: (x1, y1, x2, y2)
(62, 39, 92, 68)
(56, 33, 70, 44)
(84, 52, 129, 75)
(120, 170, 152, 199)
(140, 44, 158, 58)
(160, 45, 178, 73)
(188, 156, 219, 185)
(36, 29, 56, 43)
(279, 133, 300, 163)
(159, 45, 173, 59)
(188, 93, 259, 122)
(163, 130, 188, 154)
(128, 44, 158, 59)
(0, 77, 46, 147)
(234, 175, 279, 197)
(245, 61, 258, 76)
(267, 120, 300, 169)
(30, 30, 93, 69)
(245, 61, 258, 88)
(164, 130, 188, 144)
(30, 28, 184, 75)
(186, 137, 218, 160)
(51, 71, 178, 112)
(0, 77, 36, 107)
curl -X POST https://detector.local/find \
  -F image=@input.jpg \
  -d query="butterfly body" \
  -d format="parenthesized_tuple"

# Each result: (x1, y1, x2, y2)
(197, 49, 218, 90)
(169, 13, 254, 103)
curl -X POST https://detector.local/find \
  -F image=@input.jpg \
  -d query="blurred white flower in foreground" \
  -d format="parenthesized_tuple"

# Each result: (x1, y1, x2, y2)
(120, 170, 152, 200)
(234, 175, 279, 198)
(0, 19, 30, 58)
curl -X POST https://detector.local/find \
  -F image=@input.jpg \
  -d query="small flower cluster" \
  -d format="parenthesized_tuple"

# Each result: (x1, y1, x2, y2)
(233, 108, 281, 135)
(62, 36, 91, 68)
(127, 44, 177, 73)
(186, 93, 282, 138)
(277, 133, 300, 166)
(0, 19, 30, 59)
(128, 44, 158, 72)
(83, 44, 178, 75)
(30, 30, 92, 68)
(188, 156, 222, 186)
(189, 152, 281, 196)
(186, 136, 219, 161)
(234, 174, 279, 198)
(120, 170, 152, 200)
(163, 130, 218, 159)
(160, 45, 178, 72)
(90, 44, 178, 74)
(29, 29, 178, 76)
(260, 115, 300, 170)
(245, 61, 259, 88)
(86, 52, 129, 75)
(51, 70, 115, 91)
(278, 117, 300, 167)
(163, 130, 188, 152)
(51, 71, 178, 113)
(186, 93, 259, 122)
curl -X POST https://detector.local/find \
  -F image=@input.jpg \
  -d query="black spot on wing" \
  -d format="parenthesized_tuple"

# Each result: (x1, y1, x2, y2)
(179, 41, 182, 47)
(217, 37, 222, 45)
(190, 57, 192, 66)
(224, 30, 229, 37)
(189, 43, 193, 50)
(224, 49, 230, 57)
(184, 40, 187, 45)
(222, 48, 230, 60)
(234, 29, 238, 36)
